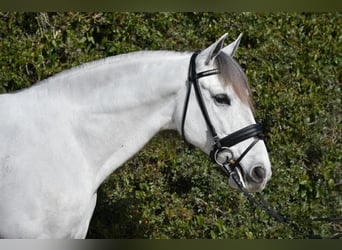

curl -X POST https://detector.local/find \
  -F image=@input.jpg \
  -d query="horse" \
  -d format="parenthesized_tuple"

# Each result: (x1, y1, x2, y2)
(0, 33, 271, 238)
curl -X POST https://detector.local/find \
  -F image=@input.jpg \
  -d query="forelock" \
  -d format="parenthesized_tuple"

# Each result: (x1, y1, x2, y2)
(215, 52, 254, 110)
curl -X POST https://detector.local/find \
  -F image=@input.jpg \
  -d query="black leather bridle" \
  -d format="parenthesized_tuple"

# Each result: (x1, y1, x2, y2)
(181, 52, 342, 239)
(181, 51, 264, 170)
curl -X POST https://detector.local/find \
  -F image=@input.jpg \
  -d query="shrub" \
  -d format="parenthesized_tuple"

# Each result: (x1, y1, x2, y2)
(0, 12, 340, 238)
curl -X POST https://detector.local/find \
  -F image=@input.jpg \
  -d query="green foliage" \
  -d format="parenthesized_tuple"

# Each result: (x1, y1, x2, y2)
(0, 12, 340, 238)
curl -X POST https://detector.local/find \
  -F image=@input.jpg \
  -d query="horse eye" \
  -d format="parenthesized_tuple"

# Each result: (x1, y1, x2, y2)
(214, 94, 231, 105)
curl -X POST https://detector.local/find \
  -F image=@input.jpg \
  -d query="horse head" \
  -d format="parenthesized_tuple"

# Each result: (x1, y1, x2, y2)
(177, 33, 272, 192)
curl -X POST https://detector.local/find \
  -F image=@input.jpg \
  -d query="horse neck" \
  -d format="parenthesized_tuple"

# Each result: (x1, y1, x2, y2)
(34, 51, 190, 189)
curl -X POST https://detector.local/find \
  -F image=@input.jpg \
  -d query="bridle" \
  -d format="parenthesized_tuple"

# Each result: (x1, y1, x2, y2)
(181, 51, 264, 173)
(181, 52, 342, 239)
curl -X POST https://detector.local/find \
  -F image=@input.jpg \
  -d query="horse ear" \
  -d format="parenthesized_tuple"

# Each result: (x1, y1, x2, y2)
(221, 33, 243, 57)
(199, 33, 228, 65)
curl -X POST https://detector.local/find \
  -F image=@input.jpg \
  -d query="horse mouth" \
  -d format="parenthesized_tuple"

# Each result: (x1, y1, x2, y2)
(228, 164, 266, 193)
(228, 164, 247, 190)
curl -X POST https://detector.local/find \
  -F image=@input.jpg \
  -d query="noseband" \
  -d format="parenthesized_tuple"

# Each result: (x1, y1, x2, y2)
(181, 51, 264, 169)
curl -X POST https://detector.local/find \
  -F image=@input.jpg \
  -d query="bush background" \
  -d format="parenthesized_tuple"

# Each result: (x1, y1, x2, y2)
(0, 12, 340, 238)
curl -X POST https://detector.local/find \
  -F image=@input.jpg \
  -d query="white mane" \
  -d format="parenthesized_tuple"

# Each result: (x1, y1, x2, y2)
(35, 50, 189, 88)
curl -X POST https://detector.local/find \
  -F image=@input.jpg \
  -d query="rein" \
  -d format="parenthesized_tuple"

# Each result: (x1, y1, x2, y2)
(221, 160, 342, 239)
(182, 52, 342, 239)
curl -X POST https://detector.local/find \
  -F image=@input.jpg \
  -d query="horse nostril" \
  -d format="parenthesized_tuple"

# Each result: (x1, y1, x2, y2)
(250, 166, 266, 183)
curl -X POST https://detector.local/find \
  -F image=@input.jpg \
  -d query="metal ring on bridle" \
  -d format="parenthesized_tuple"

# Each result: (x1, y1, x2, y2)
(213, 147, 234, 166)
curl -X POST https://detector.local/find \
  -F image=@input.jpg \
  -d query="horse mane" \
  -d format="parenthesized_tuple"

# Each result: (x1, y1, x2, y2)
(215, 52, 254, 110)
(30, 50, 253, 112)
(35, 50, 188, 87)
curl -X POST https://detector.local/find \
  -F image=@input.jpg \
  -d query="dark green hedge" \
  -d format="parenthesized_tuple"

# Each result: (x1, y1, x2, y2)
(0, 13, 340, 238)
